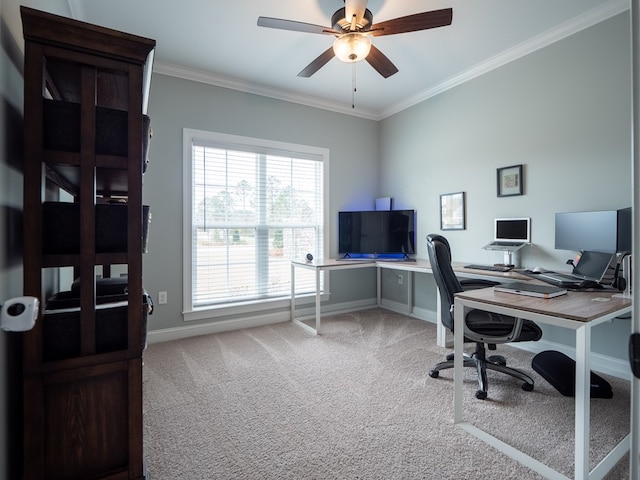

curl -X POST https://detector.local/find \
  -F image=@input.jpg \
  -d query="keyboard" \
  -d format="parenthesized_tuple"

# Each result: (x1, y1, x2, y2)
(490, 241, 524, 247)
(464, 264, 513, 272)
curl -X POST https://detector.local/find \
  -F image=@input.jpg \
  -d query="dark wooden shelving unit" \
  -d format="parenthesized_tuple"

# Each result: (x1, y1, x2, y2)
(21, 7, 155, 479)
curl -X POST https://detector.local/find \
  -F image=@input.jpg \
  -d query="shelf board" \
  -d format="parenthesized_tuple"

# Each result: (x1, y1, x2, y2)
(43, 252, 127, 268)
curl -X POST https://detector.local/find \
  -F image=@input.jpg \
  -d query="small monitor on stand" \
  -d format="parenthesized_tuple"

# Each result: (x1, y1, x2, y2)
(483, 218, 531, 267)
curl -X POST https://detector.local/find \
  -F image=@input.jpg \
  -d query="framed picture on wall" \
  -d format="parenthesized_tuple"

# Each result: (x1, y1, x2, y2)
(497, 164, 523, 197)
(440, 192, 466, 230)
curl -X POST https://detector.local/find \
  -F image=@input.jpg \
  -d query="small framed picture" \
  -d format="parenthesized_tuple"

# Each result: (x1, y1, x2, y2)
(440, 192, 466, 230)
(497, 164, 523, 197)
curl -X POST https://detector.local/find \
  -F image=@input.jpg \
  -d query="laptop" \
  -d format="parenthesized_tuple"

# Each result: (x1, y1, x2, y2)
(494, 281, 567, 298)
(535, 250, 616, 288)
(484, 217, 531, 251)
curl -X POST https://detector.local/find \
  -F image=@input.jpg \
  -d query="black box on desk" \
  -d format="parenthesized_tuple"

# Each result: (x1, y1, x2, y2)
(532, 350, 613, 398)
(42, 288, 150, 362)
(43, 202, 150, 254)
(70, 275, 155, 316)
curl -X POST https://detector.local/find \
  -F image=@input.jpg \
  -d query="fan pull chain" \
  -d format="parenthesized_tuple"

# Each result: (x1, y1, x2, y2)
(352, 61, 357, 109)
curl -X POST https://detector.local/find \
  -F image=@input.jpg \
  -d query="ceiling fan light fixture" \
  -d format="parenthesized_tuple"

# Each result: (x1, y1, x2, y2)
(333, 32, 371, 63)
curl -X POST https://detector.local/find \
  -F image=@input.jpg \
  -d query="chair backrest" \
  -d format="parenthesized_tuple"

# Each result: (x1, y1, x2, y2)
(426, 234, 464, 332)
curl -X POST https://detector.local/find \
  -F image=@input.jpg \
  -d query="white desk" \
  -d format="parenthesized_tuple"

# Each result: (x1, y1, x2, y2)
(290, 258, 529, 338)
(290, 259, 376, 335)
(453, 288, 633, 480)
(375, 260, 529, 346)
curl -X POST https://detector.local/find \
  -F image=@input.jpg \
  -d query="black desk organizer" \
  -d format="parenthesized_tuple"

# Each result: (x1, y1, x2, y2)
(43, 202, 151, 254)
(43, 277, 153, 361)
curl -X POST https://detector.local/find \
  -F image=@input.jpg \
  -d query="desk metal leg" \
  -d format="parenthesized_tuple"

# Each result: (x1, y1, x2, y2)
(632, 375, 640, 479)
(377, 267, 381, 307)
(453, 299, 464, 423)
(315, 267, 321, 334)
(407, 271, 414, 315)
(290, 263, 296, 322)
(291, 263, 320, 335)
(574, 324, 591, 479)
(436, 289, 447, 348)
(575, 323, 630, 479)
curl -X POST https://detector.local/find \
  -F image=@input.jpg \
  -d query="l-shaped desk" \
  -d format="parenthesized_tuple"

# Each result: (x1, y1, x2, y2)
(290, 258, 527, 341)
(290, 258, 637, 479)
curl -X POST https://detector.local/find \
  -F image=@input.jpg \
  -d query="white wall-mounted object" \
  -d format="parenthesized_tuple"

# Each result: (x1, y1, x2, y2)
(1, 296, 39, 332)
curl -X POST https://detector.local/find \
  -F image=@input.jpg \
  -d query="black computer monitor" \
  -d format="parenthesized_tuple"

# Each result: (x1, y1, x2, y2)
(554, 208, 631, 253)
(338, 210, 416, 256)
(617, 207, 632, 253)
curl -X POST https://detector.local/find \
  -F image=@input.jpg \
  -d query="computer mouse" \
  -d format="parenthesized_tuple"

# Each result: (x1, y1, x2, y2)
(532, 266, 549, 273)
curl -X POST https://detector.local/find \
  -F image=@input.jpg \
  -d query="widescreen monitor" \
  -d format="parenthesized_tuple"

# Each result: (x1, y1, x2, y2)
(338, 210, 416, 256)
(555, 208, 631, 253)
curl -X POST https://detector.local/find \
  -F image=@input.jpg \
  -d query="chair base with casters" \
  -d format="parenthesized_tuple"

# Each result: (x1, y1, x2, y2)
(429, 343, 535, 400)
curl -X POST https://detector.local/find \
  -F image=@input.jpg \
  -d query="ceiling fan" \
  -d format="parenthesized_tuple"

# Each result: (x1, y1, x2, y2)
(257, 0, 453, 78)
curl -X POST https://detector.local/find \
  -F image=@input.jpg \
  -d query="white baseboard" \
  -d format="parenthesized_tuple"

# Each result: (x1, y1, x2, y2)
(147, 298, 378, 344)
(377, 299, 438, 324)
(147, 310, 287, 344)
(511, 338, 632, 381)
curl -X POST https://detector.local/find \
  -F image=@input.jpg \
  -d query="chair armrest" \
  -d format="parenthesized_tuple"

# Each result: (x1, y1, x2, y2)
(460, 279, 500, 290)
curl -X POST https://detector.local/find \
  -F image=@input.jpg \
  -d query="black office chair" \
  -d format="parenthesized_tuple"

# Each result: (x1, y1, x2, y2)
(426, 234, 543, 399)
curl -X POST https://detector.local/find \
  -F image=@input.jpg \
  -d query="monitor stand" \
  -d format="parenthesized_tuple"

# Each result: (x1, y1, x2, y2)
(613, 254, 632, 299)
(499, 250, 514, 268)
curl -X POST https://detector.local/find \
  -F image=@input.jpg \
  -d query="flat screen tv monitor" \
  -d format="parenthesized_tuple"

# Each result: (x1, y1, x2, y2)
(494, 218, 530, 243)
(338, 210, 415, 257)
(555, 208, 631, 253)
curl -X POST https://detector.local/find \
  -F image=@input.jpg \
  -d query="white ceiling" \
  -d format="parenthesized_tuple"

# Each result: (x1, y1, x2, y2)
(12, 0, 629, 119)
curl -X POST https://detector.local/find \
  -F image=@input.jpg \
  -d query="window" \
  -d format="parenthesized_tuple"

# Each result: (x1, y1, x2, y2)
(183, 129, 328, 315)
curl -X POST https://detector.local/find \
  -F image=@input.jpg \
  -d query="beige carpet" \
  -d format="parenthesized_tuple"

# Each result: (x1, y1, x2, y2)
(142, 308, 630, 479)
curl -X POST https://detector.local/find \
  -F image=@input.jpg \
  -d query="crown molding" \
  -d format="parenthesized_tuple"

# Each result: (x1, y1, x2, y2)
(153, 62, 380, 121)
(380, 0, 629, 119)
(71, 0, 628, 121)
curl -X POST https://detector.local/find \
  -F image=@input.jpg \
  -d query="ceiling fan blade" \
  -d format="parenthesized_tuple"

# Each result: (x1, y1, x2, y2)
(257, 16, 336, 35)
(365, 45, 398, 78)
(298, 47, 335, 77)
(371, 8, 453, 37)
(344, 0, 368, 29)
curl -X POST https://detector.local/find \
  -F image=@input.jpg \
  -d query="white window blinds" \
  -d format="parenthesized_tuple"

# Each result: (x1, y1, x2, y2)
(185, 130, 326, 309)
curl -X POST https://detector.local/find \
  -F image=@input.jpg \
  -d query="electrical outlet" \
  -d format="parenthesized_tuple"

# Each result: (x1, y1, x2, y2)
(398, 274, 403, 285)
(158, 291, 167, 304)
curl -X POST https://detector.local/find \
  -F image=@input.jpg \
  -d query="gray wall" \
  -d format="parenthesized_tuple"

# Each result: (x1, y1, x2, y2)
(142, 12, 633, 364)
(142, 75, 380, 331)
(380, 12, 631, 268)
(379, 12, 632, 354)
